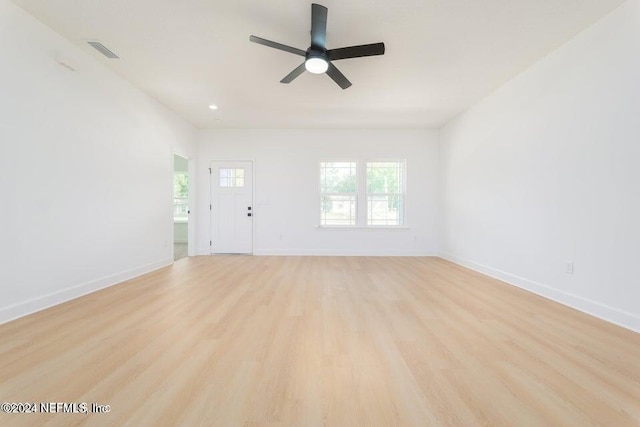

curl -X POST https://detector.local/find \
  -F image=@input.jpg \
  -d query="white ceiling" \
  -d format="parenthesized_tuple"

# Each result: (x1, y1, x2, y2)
(12, 0, 625, 129)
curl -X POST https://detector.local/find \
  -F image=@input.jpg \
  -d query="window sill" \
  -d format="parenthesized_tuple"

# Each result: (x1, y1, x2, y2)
(315, 226, 409, 231)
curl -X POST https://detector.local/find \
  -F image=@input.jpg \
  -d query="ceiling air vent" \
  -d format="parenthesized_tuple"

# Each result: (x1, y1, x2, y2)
(87, 41, 119, 59)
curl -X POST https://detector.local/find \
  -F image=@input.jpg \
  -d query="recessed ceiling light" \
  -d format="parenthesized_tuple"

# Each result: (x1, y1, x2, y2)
(208, 104, 218, 110)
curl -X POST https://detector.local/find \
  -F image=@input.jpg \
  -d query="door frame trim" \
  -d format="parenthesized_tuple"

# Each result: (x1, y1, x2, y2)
(209, 159, 255, 255)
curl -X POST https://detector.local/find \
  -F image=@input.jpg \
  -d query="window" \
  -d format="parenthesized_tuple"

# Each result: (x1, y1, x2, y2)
(174, 172, 189, 221)
(219, 168, 245, 187)
(367, 161, 404, 226)
(319, 162, 357, 226)
(319, 160, 406, 227)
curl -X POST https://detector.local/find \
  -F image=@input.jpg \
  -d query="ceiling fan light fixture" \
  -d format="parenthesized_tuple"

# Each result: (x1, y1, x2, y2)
(305, 57, 329, 74)
(249, 4, 385, 89)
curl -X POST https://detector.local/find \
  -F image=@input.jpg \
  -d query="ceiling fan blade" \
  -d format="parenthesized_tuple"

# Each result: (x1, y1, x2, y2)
(310, 4, 328, 48)
(326, 62, 352, 89)
(281, 63, 307, 84)
(327, 43, 386, 61)
(249, 35, 306, 56)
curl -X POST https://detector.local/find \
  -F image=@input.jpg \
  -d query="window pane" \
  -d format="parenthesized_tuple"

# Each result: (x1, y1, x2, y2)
(219, 168, 245, 187)
(173, 171, 189, 220)
(174, 198, 189, 220)
(219, 169, 230, 187)
(367, 195, 403, 226)
(174, 173, 189, 198)
(366, 162, 403, 193)
(320, 195, 356, 226)
(320, 162, 356, 193)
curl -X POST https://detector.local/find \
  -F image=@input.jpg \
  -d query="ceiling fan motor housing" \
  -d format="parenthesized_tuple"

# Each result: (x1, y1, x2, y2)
(306, 47, 328, 62)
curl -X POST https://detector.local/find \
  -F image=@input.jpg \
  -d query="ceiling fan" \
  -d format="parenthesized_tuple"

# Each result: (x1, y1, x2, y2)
(249, 3, 385, 90)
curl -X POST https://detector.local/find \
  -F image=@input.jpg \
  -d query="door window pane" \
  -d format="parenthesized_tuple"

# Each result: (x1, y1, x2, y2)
(220, 168, 245, 187)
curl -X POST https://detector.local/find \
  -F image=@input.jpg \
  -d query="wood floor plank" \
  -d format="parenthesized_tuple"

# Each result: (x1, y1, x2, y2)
(0, 256, 639, 426)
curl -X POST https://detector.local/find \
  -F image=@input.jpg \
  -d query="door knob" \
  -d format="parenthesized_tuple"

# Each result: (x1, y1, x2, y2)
(247, 213, 252, 217)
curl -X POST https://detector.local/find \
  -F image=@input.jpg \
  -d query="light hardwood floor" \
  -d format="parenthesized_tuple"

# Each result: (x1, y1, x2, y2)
(1, 256, 639, 426)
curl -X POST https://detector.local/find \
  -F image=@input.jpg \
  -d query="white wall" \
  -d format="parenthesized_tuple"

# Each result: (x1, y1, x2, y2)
(439, 0, 640, 331)
(197, 129, 439, 256)
(0, 0, 196, 323)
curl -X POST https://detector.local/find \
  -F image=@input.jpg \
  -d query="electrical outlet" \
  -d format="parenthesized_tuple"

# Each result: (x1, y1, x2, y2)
(566, 262, 574, 275)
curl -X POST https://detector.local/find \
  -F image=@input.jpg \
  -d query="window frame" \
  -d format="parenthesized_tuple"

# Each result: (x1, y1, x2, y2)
(318, 159, 407, 228)
(365, 159, 406, 227)
(318, 160, 358, 227)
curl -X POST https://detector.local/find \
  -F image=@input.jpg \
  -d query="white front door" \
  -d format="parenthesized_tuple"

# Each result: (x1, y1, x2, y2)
(210, 161, 253, 254)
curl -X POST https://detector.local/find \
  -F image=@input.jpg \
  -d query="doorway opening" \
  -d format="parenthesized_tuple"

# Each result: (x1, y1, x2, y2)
(173, 154, 189, 260)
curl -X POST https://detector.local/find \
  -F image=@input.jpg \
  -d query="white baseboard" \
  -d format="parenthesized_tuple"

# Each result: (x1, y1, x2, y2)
(439, 252, 640, 333)
(254, 249, 437, 256)
(0, 257, 173, 325)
